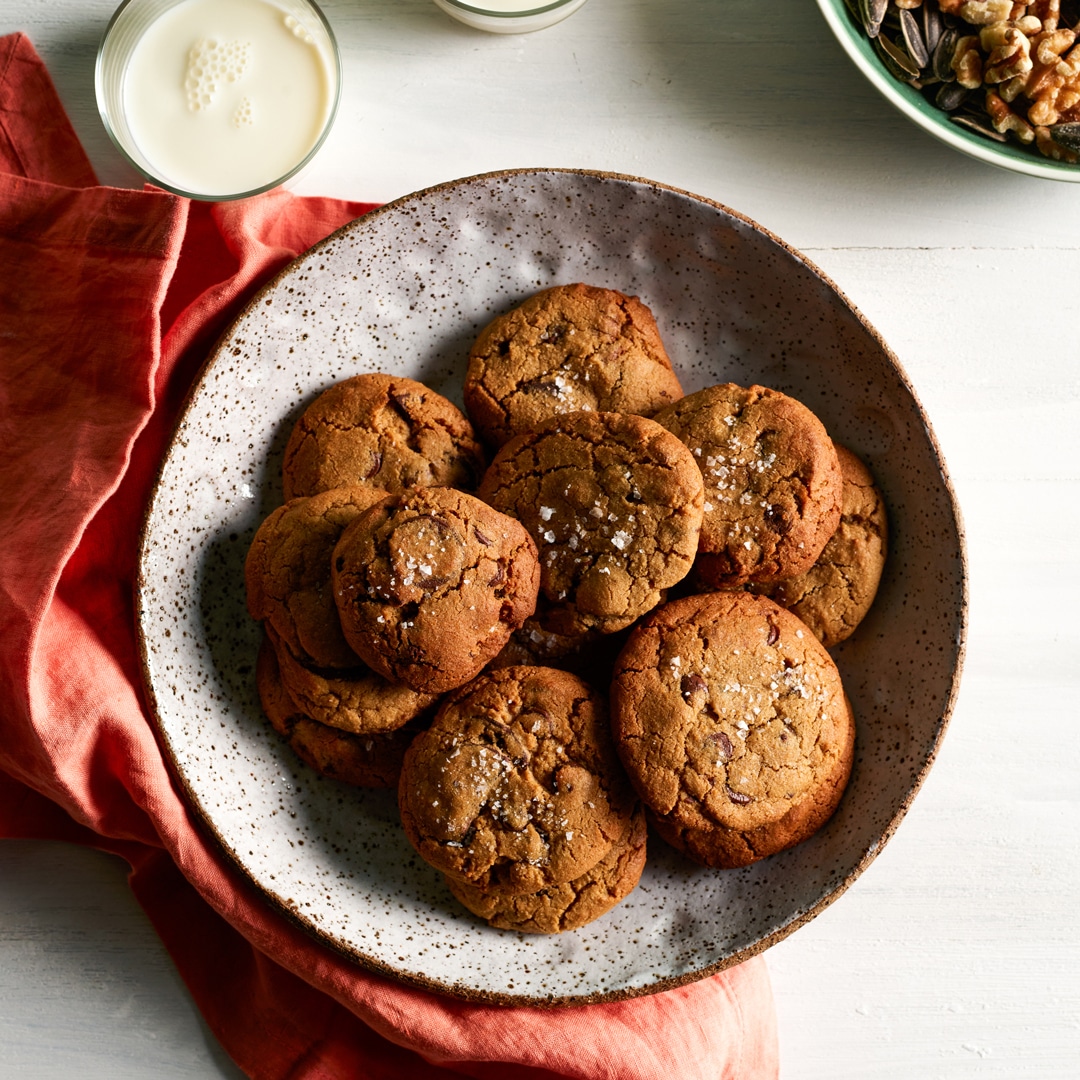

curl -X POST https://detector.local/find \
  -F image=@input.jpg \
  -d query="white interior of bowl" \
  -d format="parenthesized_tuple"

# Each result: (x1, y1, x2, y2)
(137, 169, 966, 1003)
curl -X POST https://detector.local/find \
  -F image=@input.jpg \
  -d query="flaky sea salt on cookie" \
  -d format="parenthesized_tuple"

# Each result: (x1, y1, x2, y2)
(398, 665, 637, 896)
(332, 486, 539, 694)
(477, 411, 704, 636)
(444, 805, 647, 933)
(653, 383, 842, 588)
(611, 591, 855, 869)
(464, 283, 684, 448)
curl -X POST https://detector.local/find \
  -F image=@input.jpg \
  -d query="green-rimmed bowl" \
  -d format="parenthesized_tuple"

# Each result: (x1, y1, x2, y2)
(815, 0, 1080, 182)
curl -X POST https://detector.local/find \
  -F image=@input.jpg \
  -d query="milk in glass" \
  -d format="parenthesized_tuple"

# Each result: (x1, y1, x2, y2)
(122, 0, 334, 196)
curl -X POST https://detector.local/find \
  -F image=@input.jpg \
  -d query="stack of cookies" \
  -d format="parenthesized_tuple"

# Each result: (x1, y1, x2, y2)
(245, 281, 889, 932)
(245, 373, 528, 788)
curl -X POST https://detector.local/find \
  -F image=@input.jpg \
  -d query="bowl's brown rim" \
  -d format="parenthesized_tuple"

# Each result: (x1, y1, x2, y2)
(135, 166, 969, 1007)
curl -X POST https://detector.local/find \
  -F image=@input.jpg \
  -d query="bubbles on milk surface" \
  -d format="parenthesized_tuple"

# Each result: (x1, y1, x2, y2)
(185, 38, 252, 113)
(283, 14, 316, 45)
(121, 0, 335, 196)
(233, 96, 255, 128)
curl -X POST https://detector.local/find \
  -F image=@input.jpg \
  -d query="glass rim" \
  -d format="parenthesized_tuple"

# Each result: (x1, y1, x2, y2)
(437, 0, 583, 18)
(94, 0, 342, 202)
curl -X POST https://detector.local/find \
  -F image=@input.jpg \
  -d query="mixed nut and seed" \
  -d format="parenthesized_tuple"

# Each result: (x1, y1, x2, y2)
(847, 0, 1080, 161)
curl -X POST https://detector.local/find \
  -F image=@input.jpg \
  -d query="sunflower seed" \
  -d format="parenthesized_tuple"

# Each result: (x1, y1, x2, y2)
(951, 114, 1008, 142)
(899, 9, 930, 69)
(859, 0, 888, 39)
(935, 81, 971, 110)
(922, 1, 943, 56)
(1049, 123, 1080, 152)
(880, 34, 922, 77)
(873, 36, 913, 80)
(933, 26, 959, 82)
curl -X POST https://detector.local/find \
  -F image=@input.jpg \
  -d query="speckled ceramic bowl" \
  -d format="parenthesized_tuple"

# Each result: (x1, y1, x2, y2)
(815, 0, 1080, 182)
(136, 168, 967, 1005)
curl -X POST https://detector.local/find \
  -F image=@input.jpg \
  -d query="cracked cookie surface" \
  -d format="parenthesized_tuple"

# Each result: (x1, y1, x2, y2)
(611, 591, 855, 868)
(464, 283, 684, 448)
(257, 635, 429, 788)
(332, 487, 540, 694)
(282, 373, 485, 500)
(245, 485, 389, 669)
(444, 805, 646, 933)
(398, 665, 637, 895)
(754, 444, 888, 648)
(477, 411, 704, 636)
(267, 624, 439, 735)
(653, 384, 842, 588)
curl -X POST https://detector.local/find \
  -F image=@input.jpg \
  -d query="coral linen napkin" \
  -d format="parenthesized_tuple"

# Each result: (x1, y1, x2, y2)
(0, 32, 779, 1080)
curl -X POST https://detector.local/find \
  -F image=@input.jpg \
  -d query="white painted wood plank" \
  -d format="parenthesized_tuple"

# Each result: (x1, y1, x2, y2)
(0, 842, 245, 1079)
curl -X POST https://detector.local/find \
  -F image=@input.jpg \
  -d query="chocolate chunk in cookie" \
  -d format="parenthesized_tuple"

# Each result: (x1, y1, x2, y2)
(444, 805, 646, 933)
(464, 284, 684, 448)
(653, 384, 842, 588)
(245, 485, 389, 669)
(477, 411, 704, 636)
(398, 665, 637, 895)
(267, 624, 439, 735)
(754, 444, 888, 647)
(256, 635, 428, 788)
(611, 591, 855, 869)
(332, 486, 540, 694)
(282, 373, 485, 500)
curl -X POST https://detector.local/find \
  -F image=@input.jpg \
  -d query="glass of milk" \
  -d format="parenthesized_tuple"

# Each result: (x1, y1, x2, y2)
(96, 0, 340, 200)
(432, 0, 590, 34)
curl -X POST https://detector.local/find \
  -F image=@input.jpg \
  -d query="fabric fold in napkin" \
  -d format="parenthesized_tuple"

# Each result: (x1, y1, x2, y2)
(0, 32, 779, 1080)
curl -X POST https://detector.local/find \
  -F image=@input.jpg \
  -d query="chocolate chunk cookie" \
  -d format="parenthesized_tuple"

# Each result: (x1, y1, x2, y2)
(464, 284, 684, 447)
(245, 485, 389, 669)
(653, 384, 842, 588)
(332, 487, 540, 694)
(256, 635, 426, 788)
(611, 591, 855, 869)
(398, 665, 637, 895)
(267, 625, 439, 735)
(444, 805, 646, 933)
(754, 444, 888, 647)
(282, 373, 485, 500)
(477, 411, 704, 636)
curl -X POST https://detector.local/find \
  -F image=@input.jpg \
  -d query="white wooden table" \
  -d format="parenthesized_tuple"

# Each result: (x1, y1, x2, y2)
(2, 1, 1078, 1076)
